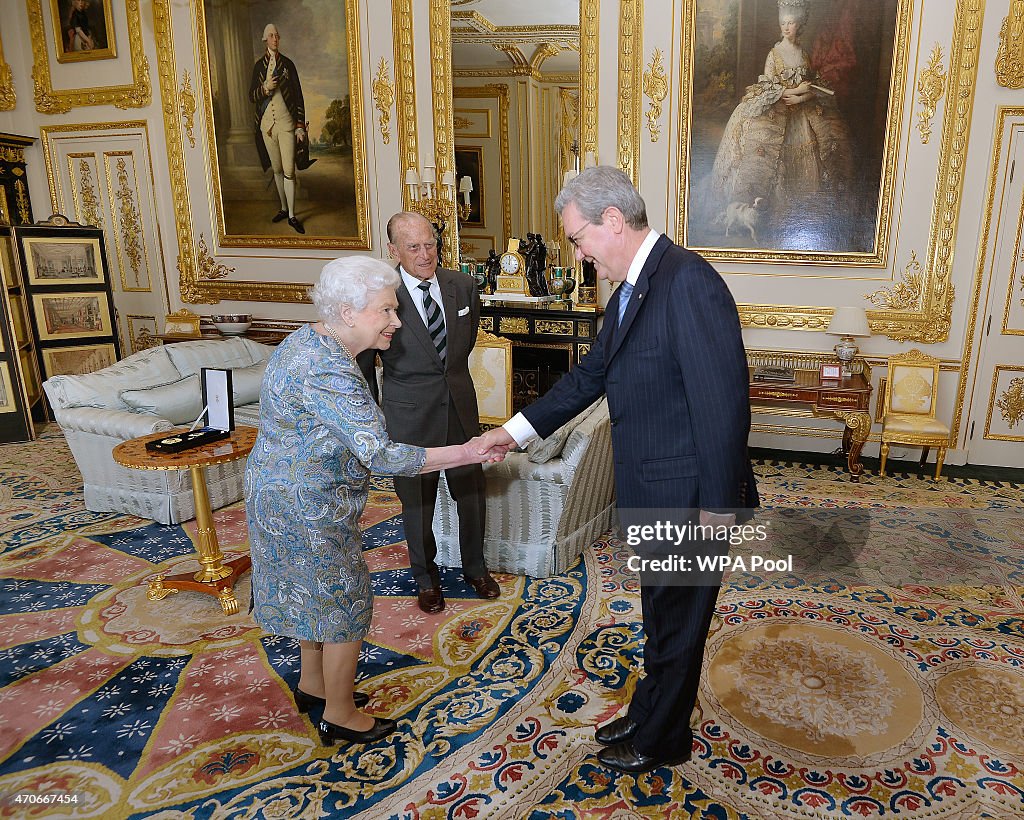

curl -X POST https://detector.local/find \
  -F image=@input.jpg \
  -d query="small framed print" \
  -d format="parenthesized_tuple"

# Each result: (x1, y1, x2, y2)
(41, 342, 117, 378)
(23, 236, 105, 286)
(163, 309, 202, 338)
(32, 291, 114, 341)
(820, 363, 842, 381)
(0, 362, 16, 413)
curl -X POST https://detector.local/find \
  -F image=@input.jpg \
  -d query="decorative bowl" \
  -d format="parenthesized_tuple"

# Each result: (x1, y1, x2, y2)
(211, 314, 252, 336)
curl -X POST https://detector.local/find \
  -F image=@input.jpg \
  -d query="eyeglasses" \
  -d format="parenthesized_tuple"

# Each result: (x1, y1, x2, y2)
(566, 223, 592, 249)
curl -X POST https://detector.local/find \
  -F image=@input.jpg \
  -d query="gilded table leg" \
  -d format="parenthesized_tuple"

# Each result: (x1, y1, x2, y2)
(833, 411, 872, 481)
(189, 465, 232, 583)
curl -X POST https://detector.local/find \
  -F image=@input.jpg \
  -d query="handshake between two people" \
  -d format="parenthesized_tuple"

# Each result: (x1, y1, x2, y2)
(450, 427, 517, 467)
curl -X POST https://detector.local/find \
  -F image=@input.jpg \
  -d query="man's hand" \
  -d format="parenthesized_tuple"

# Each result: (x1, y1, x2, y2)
(699, 509, 736, 527)
(475, 427, 515, 460)
(264, 74, 279, 94)
(464, 435, 508, 464)
(296, 126, 307, 144)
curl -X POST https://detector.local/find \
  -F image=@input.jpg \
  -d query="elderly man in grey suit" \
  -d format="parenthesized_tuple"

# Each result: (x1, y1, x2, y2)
(359, 212, 499, 613)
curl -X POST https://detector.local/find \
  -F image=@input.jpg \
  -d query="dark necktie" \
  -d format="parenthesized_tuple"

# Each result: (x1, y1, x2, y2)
(418, 281, 446, 361)
(616, 281, 634, 329)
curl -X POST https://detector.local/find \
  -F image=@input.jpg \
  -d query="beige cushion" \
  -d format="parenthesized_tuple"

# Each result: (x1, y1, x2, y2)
(527, 399, 602, 463)
(46, 346, 180, 410)
(120, 375, 204, 425)
(165, 337, 267, 378)
(231, 362, 266, 406)
(883, 414, 949, 436)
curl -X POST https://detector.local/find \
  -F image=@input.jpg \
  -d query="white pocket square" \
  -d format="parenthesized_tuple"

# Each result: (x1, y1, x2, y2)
(458, 306, 470, 316)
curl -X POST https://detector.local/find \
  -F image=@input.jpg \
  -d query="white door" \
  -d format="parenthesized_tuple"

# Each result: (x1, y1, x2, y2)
(965, 118, 1024, 468)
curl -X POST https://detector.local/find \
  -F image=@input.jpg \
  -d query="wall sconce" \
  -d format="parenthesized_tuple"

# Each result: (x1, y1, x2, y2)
(405, 164, 472, 222)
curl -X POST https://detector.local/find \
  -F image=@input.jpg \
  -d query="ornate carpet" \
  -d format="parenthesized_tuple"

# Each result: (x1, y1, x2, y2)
(1, 432, 1022, 819)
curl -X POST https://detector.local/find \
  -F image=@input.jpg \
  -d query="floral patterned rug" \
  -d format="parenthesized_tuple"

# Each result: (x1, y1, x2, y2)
(0, 432, 1022, 819)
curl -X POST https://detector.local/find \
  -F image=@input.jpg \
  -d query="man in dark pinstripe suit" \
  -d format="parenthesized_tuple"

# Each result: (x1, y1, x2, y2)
(478, 166, 758, 774)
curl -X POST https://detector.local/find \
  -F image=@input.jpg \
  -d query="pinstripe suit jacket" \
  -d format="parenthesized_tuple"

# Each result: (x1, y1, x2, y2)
(360, 266, 481, 446)
(522, 234, 757, 513)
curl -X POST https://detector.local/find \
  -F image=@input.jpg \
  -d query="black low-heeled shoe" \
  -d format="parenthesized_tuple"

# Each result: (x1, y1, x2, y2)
(317, 716, 398, 745)
(293, 688, 369, 712)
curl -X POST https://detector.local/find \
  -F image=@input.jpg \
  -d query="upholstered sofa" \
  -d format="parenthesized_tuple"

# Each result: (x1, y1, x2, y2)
(42, 338, 273, 525)
(433, 399, 615, 577)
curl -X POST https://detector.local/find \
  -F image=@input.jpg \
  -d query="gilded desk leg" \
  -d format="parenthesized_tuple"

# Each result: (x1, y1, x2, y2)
(218, 586, 240, 615)
(189, 465, 232, 583)
(834, 411, 872, 481)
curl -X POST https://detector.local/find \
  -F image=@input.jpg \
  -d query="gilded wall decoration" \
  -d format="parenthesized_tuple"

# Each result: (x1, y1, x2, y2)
(71, 155, 103, 228)
(996, 376, 1024, 427)
(616, 0, 643, 183)
(393, 0, 420, 211)
(643, 48, 668, 143)
(0, 31, 15, 111)
(429, 0, 458, 267)
(196, 0, 369, 249)
(996, 0, 1024, 87)
(27, 0, 151, 114)
(197, 234, 233, 280)
(373, 58, 395, 145)
(107, 154, 146, 291)
(179, 71, 197, 149)
(580, 0, 600, 159)
(916, 45, 946, 145)
(867, 251, 924, 311)
(126, 315, 160, 352)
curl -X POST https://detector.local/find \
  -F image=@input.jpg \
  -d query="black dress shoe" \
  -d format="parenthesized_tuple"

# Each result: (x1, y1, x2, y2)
(595, 715, 639, 746)
(463, 572, 500, 599)
(417, 586, 446, 613)
(272, 208, 288, 223)
(317, 716, 398, 745)
(596, 740, 691, 774)
(288, 216, 305, 234)
(293, 687, 369, 712)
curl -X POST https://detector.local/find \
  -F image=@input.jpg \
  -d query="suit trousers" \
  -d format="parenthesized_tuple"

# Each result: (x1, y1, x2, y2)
(394, 402, 485, 589)
(626, 579, 722, 756)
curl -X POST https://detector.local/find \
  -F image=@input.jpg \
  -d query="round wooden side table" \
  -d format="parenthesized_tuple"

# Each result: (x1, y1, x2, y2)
(112, 425, 257, 615)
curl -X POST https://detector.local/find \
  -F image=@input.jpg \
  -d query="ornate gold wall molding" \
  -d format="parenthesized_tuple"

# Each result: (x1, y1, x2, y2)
(738, 306, 833, 332)
(70, 154, 103, 228)
(996, 375, 1024, 428)
(430, 0, 458, 268)
(373, 58, 395, 145)
(393, 0, 419, 210)
(454, 85, 512, 248)
(616, 0, 643, 182)
(996, 0, 1024, 87)
(197, 234, 233, 280)
(108, 154, 145, 290)
(643, 48, 667, 143)
(867, 251, 924, 311)
(916, 45, 946, 144)
(0, 31, 14, 111)
(27, 0, 151, 114)
(179, 71, 197, 149)
(580, 0, 599, 159)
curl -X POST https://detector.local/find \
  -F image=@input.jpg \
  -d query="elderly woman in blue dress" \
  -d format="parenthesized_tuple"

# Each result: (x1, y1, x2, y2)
(245, 256, 503, 746)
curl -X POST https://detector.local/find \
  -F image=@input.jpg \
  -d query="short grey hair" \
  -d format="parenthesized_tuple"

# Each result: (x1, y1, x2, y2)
(554, 165, 648, 230)
(262, 23, 279, 41)
(309, 256, 400, 322)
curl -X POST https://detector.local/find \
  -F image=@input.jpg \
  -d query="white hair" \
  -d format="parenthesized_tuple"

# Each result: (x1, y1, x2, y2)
(262, 23, 279, 41)
(778, 0, 809, 25)
(309, 257, 400, 322)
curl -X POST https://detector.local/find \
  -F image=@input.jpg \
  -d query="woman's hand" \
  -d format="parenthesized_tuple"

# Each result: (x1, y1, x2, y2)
(782, 81, 812, 105)
(465, 435, 509, 464)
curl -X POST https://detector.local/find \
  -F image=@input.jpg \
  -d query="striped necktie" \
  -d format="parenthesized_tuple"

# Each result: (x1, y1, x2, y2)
(616, 281, 634, 328)
(418, 281, 447, 361)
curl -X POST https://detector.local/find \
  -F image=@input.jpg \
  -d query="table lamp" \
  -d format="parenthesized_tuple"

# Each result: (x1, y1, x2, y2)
(827, 306, 870, 376)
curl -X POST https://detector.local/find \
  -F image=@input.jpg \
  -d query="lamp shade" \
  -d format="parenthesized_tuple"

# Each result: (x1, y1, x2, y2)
(459, 175, 473, 193)
(827, 306, 870, 337)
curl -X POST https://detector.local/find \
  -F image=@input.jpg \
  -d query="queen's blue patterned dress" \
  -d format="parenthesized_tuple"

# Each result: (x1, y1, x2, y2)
(245, 325, 426, 642)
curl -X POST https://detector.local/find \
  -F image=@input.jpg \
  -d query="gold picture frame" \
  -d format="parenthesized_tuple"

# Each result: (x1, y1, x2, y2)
(49, 0, 117, 63)
(23, 236, 105, 286)
(41, 342, 117, 378)
(163, 309, 202, 338)
(9, 295, 29, 345)
(32, 291, 114, 341)
(195, 0, 370, 250)
(0, 362, 16, 412)
(26, 0, 150, 114)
